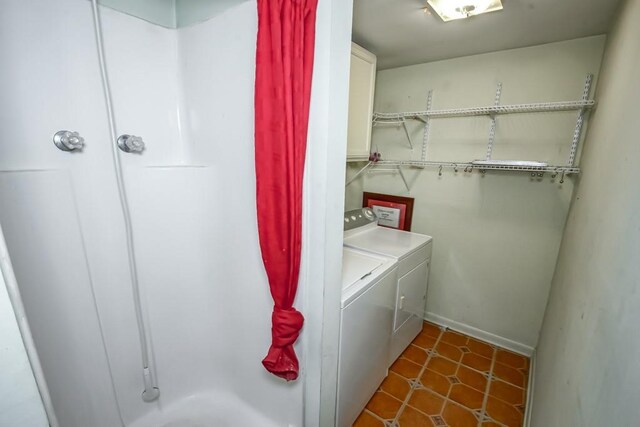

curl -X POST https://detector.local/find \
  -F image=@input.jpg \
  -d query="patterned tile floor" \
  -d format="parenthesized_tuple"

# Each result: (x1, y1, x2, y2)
(354, 321, 530, 427)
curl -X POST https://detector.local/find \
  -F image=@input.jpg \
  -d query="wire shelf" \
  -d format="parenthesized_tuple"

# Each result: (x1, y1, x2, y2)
(372, 99, 595, 122)
(372, 160, 580, 174)
(348, 75, 594, 190)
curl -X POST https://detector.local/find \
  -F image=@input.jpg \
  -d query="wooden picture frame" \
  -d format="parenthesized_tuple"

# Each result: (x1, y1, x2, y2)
(363, 192, 414, 231)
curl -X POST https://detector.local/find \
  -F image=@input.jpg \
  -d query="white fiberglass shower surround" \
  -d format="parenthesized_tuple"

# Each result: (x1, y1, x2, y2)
(0, 0, 352, 426)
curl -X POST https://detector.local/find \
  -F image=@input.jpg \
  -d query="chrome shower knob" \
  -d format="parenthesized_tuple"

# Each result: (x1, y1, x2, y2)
(53, 130, 85, 152)
(117, 134, 145, 153)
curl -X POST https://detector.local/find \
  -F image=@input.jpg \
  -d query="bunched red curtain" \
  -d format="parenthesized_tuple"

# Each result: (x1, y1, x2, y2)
(254, 0, 318, 380)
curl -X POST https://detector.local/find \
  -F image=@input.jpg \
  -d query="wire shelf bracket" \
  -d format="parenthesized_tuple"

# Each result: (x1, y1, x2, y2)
(420, 90, 433, 163)
(486, 82, 502, 160)
(345, 161, 373, 187)
(568, 73, 593, 166)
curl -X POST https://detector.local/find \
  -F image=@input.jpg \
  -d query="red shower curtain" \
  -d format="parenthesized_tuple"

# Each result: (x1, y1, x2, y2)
(254, 0, 318, 380)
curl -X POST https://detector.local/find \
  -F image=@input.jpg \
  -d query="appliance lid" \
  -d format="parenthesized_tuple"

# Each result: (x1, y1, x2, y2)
(341, 248, 386, 290)
(343, 226, 432, 259)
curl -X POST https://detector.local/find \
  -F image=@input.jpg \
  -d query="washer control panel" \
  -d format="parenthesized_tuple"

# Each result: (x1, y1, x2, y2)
(343, 208, 377, 231)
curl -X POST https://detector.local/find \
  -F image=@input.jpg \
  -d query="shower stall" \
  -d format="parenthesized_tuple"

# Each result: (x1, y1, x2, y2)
(0, 0, 351, 426)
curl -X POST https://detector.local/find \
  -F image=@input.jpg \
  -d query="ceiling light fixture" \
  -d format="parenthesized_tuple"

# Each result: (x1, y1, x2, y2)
(427, 0, 503, 22)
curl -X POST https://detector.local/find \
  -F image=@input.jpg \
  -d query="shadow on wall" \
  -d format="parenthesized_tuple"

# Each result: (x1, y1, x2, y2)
(98, 0, 253, 28)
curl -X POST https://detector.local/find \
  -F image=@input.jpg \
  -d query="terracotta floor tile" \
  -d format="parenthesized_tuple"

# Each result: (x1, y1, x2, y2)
(402, 344, 429, 366)
(412, 332, 438, 350)
(466, 338, 495, 359)
(485, 396, 524, 427)
(353, 410, 385, 427)
(420, 369, 451, 397)
(397, 405, 436, 427)
(354, 323, 531, 427)
(448, 383, 484, 410)
(380, 372, 412, 402)
(390, 358, 423, 379)
(493, 362, 526, 388)
(460, 352, 492, 372)
(496, 349, 529, 370)
(435, 341, 463, 362)
(441, 330, 468, 347)
(427, 356, 458, 376)
(365, 391, 403, 420)
(422, 321, 442, 338)
(455, 364, 487, 392)
(408, 388, 445, 415)
(489, 379, 525, 406)
(442, 402, 478, 427)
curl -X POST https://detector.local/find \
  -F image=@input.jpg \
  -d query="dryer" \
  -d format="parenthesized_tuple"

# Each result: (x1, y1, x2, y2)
(337, 247, 397, 427)
(343, 208, 433, 365)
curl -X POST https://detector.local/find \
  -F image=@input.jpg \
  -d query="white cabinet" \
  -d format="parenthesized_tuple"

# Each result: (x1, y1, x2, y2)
(347, 43, 376, 161)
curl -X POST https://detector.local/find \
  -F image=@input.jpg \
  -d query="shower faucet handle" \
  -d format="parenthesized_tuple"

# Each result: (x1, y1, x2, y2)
(117, 134, 145, 153)
(53, 130, 85, 152)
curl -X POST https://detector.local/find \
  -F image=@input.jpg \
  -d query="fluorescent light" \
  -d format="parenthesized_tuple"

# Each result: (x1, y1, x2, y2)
(427, 0, 503, 22)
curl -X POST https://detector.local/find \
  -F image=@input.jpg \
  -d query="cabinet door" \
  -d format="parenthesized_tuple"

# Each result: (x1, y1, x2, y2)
(347, 43, 376, 161)
(394, 259, 429, 332)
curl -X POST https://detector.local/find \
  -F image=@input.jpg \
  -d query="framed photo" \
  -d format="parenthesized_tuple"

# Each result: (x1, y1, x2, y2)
(363, 192, 414, 231)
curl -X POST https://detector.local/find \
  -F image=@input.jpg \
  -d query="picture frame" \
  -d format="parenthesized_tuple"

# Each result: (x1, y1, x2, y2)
(362, 192, 414, 231)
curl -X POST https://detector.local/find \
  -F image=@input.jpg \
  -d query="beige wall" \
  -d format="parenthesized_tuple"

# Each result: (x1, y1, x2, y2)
(531, 0, 640, 424)
(346, 36, 606, 352)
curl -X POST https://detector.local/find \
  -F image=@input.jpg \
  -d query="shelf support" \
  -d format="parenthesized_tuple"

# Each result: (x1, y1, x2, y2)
(567, 74, 593, 166)
(345, 161, 373, 187)
(486, 82, 502, 160)
(421, 90, 433, 163)
(397, 166, 410, 193)
(401, 118, 414, 150)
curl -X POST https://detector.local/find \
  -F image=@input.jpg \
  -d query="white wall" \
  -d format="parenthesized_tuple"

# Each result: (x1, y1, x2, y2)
(303, 0, 353, 425)
(347, 36, 606, 352)
(0, 1, 136, 425)
(0, 266, 48, 427)
(531, 0, 640, 424)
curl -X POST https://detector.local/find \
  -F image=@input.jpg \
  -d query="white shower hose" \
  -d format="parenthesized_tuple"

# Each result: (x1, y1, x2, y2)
(90, 0, 160, 403)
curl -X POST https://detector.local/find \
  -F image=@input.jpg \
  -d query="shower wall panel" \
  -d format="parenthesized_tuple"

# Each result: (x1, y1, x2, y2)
(0, 0, 306, 425)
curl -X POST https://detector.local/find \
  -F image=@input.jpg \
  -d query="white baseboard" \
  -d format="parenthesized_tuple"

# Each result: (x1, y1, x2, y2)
(425, 312, 534, 357)
(523, 349, 536, 426)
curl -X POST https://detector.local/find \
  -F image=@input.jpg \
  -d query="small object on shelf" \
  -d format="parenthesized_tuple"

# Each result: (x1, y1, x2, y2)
(369, 151, 382, 162)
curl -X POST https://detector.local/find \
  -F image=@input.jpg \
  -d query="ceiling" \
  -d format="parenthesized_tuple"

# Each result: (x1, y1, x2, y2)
(352, 0, 622, 69)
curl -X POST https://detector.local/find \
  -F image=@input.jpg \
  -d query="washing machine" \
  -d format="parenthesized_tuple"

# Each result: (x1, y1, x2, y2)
(343, 207, 433, 366)
(337, 247, 397, 427)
